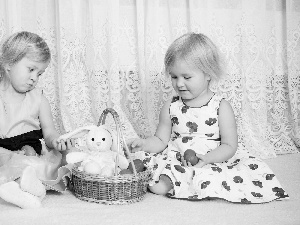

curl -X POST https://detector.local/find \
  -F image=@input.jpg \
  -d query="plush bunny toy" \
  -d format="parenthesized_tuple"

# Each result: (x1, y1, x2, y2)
(58, 125, 129, 177)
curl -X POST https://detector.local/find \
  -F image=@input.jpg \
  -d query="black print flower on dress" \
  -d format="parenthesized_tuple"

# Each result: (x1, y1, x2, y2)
(222, 181, 231, 191)
(174, 165, 186, 173)
(249, 164, 259, 170)
(176, 152, 182, 162)
(201, 181, 211, 189)
(175, 181, 181, 186)
(233, 176, 243, 183)
(171, 131, 181, 141)
(188, 195, 199, 200)
(186, 122, 198, 133)
(241, 198, 252, 204)
(211, 166, 222, 173)
(251, 192, 263, 198)
(227, 160, 240, 169)
(165, 164, 171, 170)
(171, 116, 179, 125)
(205, 118, 217, 126)
(182, 136, 193, 143)
(181, 105, 189, 114)
(252, 181, 263, 188)
(272, 187, 289, 198)
(265, 174, 275, 180)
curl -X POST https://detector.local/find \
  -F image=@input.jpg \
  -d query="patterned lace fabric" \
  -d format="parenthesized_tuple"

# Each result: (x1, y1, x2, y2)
(0, 0, 299, 159)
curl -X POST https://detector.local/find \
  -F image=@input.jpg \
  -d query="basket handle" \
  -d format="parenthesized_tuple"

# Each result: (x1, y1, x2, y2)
(97, 108, 137, 176)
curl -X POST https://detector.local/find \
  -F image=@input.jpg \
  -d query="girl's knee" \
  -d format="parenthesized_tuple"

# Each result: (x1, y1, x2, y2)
(148, 174, 173, 195)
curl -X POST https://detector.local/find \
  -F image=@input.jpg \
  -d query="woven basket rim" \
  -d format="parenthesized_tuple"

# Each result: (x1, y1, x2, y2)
(72, 166, 152, 182)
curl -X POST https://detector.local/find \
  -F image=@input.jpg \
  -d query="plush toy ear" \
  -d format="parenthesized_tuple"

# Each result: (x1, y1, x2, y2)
(58, 125, 97, 142)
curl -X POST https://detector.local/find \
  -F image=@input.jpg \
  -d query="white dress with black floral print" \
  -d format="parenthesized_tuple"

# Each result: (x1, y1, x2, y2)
(139, 94, 289, 203)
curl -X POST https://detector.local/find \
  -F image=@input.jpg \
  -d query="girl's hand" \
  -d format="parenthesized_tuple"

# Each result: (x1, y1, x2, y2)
(182, 154, 208, 168)
(52, 138, 76, 151)
(193, 154, 208, 168)
(126, 138, 145, 153)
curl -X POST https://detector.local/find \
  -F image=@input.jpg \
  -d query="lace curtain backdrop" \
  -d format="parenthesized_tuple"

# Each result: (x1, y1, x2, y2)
(0, 0, 299, 159)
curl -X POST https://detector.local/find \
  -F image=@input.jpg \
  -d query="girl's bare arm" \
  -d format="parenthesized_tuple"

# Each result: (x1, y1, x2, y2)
(128, 99, 172, 153)
(199, 99, 238, 165)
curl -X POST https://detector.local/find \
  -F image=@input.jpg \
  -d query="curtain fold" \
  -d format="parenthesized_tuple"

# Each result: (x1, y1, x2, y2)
(286, 0, 300, 150)
(0, 0, 299, 158)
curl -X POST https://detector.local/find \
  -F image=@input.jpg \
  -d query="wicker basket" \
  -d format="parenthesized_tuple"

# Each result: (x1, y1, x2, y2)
(71, 108, 152, 205)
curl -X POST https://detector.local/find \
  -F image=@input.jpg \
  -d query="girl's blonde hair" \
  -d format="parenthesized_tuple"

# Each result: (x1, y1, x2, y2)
(164, 32, 224, 81)
(0, 31, 51, 83)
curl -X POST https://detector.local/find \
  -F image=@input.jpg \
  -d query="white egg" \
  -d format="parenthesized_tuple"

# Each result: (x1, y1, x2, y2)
(83, 161, 102, 174)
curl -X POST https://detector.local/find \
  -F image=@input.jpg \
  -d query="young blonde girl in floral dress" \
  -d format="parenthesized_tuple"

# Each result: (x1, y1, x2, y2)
(127, 32, 289, 203)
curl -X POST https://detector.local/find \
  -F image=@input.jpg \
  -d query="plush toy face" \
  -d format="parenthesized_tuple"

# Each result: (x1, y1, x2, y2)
(86, 126, 113, 152)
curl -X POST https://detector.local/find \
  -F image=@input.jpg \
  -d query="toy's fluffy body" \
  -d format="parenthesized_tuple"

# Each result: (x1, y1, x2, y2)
(60, 125, 129, 177)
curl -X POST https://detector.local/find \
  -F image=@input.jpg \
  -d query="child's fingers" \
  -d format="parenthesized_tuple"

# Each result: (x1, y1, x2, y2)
(130, 140, 139, 148)
(126, 139, 144, 152)
(130, 146, 141, 153)
(196, 161, 206, 168)
(65, 139, 74, 149)
(70, 138, 76, 147)
(59, 140, 67, 151)
(55, 141, 61, 151)
(194, 154, 207, 168)
(196, 153, 205, 161)
(128, 139, 139, 149)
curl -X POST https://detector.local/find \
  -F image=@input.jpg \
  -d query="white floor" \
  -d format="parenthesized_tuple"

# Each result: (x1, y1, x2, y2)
(0, 153, 299, 225)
